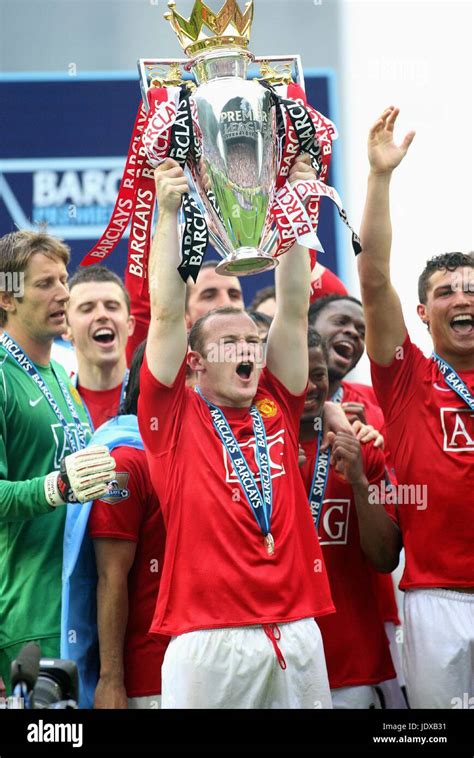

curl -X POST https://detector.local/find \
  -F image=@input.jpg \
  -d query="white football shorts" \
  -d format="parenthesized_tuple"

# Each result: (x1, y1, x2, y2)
(161, 617, 332, 709)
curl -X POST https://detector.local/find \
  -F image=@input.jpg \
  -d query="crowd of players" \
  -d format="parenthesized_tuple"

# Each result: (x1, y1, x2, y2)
(0, 107, 472, 710)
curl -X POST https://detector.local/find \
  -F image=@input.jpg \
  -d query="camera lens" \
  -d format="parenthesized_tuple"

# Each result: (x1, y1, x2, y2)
(32, 674, 64, 709)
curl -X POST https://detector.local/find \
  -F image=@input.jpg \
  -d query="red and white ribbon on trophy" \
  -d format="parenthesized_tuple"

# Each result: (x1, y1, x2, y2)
(79, 87, 172, 297)
(80, 81, 360, 284)
(270, 81, 361, 260)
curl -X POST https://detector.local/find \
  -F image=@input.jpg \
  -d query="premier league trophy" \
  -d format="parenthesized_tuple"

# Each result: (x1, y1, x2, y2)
(82, 0, 359, 282)
(165, 1, 278, 275)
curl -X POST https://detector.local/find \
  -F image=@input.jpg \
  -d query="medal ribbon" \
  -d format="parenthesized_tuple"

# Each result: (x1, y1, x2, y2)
(307, 378, 335, 530)
(331, 385, 344, 404)
(431, 353, 474, 411)
(71, 368, 130, 432)
(308, 430, 331, 531)
(0, 333, 87, 453)
(195, 387, 273, 539)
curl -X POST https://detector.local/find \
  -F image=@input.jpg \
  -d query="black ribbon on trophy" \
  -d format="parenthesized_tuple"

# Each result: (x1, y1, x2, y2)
(167, 86, 209, 283)
(260, 80, 323, 177)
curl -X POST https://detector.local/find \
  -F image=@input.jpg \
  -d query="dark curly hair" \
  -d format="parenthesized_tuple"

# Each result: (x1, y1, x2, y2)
(308, 294, 362, 327)
(120, 340, 146, 416)
(418, 252, 474, 304)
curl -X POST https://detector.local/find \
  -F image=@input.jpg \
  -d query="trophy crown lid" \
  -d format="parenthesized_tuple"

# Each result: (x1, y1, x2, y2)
(164, 0, 254, 57)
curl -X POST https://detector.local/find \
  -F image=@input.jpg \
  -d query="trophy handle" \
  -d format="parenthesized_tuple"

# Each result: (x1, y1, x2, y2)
(137, 55, 305, 110)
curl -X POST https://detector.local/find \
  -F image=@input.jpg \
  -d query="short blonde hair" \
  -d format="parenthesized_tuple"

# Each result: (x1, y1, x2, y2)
(0, 230, 70, 327)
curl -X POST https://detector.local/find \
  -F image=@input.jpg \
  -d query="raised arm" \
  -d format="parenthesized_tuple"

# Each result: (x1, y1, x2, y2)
(265, 155, 313, 394)
(358, 107, 415, 365)
(146, 159, 189, 386)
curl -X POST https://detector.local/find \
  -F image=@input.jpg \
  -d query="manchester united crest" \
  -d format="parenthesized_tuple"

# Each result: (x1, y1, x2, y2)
(255, 398, 278, 418)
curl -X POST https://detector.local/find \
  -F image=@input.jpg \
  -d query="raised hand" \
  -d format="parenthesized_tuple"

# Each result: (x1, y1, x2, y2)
(154, 158, 189, 215)
(368, 107, 415, 175)
(351, 420, 384, 450)
(341, 401, 367, 425)
(326, 431, 365, 485)
(289, 152, 316, 185)
(320, 401, 355, 451)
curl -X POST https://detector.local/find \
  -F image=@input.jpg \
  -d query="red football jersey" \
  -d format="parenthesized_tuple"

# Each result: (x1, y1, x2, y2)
(340, 382, 400, 625)
(300, 437, 397, 688)
(341, 381, 383, 424)
(88, 445, 168, 697)
(138, 358, 335, 637)
(341, 379, 397, 492)
(345, 381, 379, 408)
(309, 264, 348, 302)
(370, 334, 474, 589)
(77, 383, 122, 430)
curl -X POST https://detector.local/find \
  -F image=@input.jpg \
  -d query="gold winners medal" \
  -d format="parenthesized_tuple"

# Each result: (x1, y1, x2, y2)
(264, 532, 275, 556)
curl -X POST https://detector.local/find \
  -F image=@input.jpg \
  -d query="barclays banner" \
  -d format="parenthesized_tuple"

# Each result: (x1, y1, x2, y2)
(0, 70, 343, 303)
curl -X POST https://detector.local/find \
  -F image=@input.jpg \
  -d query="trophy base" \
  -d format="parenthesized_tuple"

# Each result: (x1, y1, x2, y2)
(215, 248, 278, 277)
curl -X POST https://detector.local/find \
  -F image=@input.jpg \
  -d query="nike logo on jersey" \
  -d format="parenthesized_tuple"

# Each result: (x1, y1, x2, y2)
(433, 382, 452, 392)
(29, 397, 43, 407)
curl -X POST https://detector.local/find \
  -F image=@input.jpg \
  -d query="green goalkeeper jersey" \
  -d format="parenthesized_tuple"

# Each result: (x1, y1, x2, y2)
(0, 345, 92, 650)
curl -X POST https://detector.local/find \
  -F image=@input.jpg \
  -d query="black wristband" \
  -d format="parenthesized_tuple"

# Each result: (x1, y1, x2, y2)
(57, 459, 78, 504)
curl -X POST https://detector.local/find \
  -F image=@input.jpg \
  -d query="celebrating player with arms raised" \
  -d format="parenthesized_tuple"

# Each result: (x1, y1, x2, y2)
(358, 106, 474, 708)
(138, 155, 349, 709)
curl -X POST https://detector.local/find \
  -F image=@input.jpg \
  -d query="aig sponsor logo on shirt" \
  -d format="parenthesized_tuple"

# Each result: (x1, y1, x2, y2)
(318, 499, 350, 546)
(51, 422, 92, 468)
(439, 408, 474, 452)
(222, 429, 286, 483)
